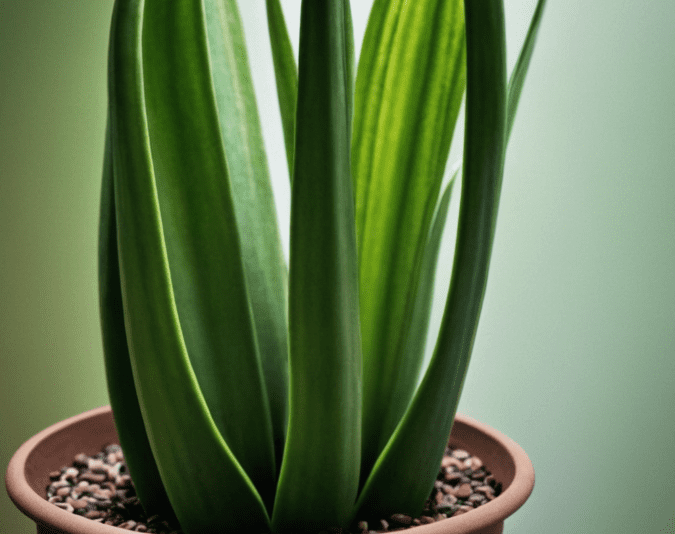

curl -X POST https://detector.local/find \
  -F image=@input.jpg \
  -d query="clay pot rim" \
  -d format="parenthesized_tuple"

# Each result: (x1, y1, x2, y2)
(6, 406, 534, 533)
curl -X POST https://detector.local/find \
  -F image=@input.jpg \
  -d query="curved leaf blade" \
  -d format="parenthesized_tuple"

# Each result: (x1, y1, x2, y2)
(507, 0, 547, 142)
(108, 0, 271, 531)
(140, 0, 277, 507)
(272, 2, 361, 532)
(205, 0, 289, 473)
(266, 0, 298, 179)
(353, 0, 508, 519)
(99, 119, 176, 522)
(353, 0, 467, 478)
(378, 170, 458, 450)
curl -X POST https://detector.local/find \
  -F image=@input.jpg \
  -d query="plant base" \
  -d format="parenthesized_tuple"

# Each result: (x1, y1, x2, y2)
(6, 406, 534, 534)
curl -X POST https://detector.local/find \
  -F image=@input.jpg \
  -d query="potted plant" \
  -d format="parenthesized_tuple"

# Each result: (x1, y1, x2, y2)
(6, 0, 546, 533)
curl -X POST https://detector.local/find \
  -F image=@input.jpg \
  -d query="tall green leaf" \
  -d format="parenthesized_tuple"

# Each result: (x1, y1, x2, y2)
(265, 0, 297, 179)
(391, 0, 547, 433)
(108, 0, 271, 531)
(99, 120, 176, 523)
(204, 0, 289, 472)
(353, 0, 467, 477)
(353, 0, 508, 519)
(389, 170, 458, 428)
(507, 0, 547, 142)
(272, 2, 361, 532)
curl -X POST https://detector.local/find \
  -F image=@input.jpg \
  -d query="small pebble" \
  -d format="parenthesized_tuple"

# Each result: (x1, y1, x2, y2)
(468, 494, 485, 506)
(85, 510, 103, 519)
(390, 513, 412, 526)
(56, 487, 71, 497)
(88, 459, 107, 474)
(444, 457, 465, 470)
(81, 472, 106, 483)
(452, 449, 470, 460)
(455, 483, 472, 499)
(440, 494, 457, 506)
(50, 480, 70, 490)
(67, 498, 89, 510)
(73, 453, 89, 467)
(115, 474, 132, 488)
(444, 470, 462, 484)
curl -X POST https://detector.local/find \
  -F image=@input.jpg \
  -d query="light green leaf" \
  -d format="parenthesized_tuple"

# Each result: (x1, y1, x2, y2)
(99, 119, 176, 522)
(353, 0, 508, 519)
(205, 0, 289, 473)
(108, 0, 271, 531)
(353, 0, 467, 478)
(374, 170, 458, 455)
(272, 2, 361, 532)
(266, 0, 297, 179)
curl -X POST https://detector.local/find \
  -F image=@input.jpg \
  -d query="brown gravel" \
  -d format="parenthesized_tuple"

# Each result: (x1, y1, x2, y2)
(45, 444, 502, 533)
(45, 444, 181, 533)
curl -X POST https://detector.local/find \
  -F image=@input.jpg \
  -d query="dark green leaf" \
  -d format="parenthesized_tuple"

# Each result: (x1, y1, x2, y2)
(99, 119, 176, 522)
(108, 0, 271, 530)
(272, 2, 361, 532)
(266, 0, 298, 179)
(205, 0, 289, 473)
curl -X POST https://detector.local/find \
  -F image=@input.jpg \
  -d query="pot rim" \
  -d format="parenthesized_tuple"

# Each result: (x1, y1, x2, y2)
(6, 406, 534, 533)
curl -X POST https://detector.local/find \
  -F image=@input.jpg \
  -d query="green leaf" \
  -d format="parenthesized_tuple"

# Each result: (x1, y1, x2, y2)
(108, 0, 271, 531)
(353, 0, 467, 478)
(271, 2, 361, 532)
(382, 170, 458, 445)
(205, 0, 289, 473)
(266, 0, 297, 179)
(353, 0, 508, 520)
(507, 0, 547, 142)
(98, 119, 176, 523)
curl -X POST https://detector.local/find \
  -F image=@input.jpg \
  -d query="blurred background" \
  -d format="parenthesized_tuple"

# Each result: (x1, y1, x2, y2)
(2, 1, 674, 533)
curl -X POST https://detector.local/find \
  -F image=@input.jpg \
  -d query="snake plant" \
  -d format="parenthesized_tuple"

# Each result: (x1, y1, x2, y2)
(99, 0, 546, 532)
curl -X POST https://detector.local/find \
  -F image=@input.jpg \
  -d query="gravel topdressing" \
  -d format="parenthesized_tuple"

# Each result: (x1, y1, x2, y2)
(45, 443, 502, 533)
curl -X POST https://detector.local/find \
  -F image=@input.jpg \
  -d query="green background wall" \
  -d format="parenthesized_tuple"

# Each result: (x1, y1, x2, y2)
(2, 1, 674, 533)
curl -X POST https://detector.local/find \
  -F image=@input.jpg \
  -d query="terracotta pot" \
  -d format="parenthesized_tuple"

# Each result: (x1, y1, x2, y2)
(6, 406, 534, 534)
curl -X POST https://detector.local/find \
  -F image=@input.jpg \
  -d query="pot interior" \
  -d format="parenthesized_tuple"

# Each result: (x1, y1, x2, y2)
(24, 410, 119, 496)
(23, 411, 516, 507)
(449, 418, 516, 492)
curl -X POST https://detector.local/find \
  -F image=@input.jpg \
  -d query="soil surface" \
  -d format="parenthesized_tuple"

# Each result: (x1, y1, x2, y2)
(45, 444, 502, 533)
